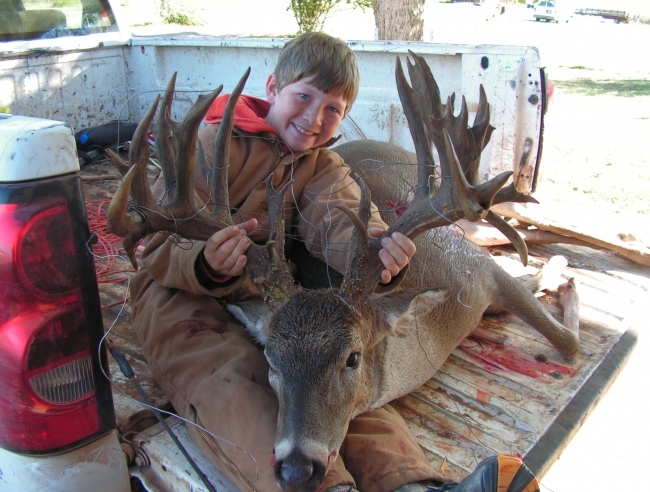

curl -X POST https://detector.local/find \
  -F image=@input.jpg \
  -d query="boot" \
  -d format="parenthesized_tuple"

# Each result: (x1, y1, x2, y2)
(395, 455, 539, 492)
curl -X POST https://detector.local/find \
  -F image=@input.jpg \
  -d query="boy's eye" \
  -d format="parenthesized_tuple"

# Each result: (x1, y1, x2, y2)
(298, 93, 309, 100)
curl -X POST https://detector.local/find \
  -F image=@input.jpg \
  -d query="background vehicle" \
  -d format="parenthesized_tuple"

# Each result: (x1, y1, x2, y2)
(534, 0, 575, 22)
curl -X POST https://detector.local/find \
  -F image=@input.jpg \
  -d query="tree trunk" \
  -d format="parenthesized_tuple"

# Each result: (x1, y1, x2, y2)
(373, 0, 425, 41)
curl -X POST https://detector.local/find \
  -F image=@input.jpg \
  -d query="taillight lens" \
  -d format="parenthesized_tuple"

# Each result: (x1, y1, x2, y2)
(0, 174, 115, 454)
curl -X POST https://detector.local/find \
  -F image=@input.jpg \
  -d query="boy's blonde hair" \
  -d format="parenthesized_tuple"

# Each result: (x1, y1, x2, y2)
(274, 32, 359, 114)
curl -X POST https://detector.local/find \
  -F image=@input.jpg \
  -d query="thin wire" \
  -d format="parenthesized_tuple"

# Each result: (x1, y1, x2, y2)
(106, 122, 526, 470)
(84, 233, 260, 478)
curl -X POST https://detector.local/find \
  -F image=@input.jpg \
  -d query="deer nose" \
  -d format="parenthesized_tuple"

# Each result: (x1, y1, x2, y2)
(274, 450, 326, 490)
(281, 460, 312, 485)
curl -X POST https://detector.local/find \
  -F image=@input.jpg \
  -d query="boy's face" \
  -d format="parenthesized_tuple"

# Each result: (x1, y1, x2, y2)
(265, 74, 347, 152)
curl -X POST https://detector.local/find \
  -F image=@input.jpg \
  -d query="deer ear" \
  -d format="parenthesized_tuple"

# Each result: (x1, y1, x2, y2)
(227, 301, 273, 346)
(370, 288, 449, 339)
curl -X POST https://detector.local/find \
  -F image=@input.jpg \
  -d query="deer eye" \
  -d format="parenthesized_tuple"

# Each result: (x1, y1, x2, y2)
(345, 352, 360, 369)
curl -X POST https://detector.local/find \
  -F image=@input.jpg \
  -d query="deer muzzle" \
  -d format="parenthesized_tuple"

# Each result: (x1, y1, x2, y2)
(273, 447, 327, 492)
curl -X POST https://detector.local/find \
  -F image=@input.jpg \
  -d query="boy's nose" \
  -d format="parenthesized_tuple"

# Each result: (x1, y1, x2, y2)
(304, 105, 323, 127)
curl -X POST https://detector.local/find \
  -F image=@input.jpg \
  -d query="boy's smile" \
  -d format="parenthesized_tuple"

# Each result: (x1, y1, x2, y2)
(265, 75, 347, 152)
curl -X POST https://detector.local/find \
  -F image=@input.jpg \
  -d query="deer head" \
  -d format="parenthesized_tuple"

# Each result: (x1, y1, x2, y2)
(107, 53, 533, 491)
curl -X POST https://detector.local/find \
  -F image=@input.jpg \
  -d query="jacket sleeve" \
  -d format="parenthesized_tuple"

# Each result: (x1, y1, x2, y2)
(139, 232, 248, 297)
(296, 148, 388, 274)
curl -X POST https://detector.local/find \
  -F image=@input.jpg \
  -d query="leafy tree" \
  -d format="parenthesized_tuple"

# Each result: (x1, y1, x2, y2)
(288, 0, 373, 33)
(159, 0, 202, 26)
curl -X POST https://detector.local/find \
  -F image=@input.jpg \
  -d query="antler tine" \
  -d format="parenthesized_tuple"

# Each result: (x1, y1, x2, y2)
(264, 176, 294, 264)
(494, 183, 539, 205)
(107, 95, 160, 248)
(210, 68, 251, 227)
(129, 94, 161, 214)
(484, 210, 529, 266)
(404, 53, 437, 154)
(406, 50, 445, 119)
(471, 85, 495, 154)
(167, 85, 224, 211)
(454, 95, 470, 144)
(395, 56, 438, 199)
(337, 174, 380, 307)
(107, 163, 144, 268)
(430, 95, 475, 180)
(154, 72, 179, 200)
(105, 148, 130, 177)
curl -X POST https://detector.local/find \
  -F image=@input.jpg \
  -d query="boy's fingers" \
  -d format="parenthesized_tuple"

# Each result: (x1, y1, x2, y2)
(220, 236, 251, 267)
(205, 226, 245, 253)
(390, 232, 416, 258)
(379, 248, 400, 277)
(377, 233, 417, 285)
(227, 254, 248, 277)
(239, 218, 258, 234)
(380, 237, 409, 269)
(232, 236, 251, 258)
(205, 229, 251, 274)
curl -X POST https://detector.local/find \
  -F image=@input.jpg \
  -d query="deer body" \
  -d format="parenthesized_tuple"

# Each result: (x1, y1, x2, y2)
(243, 139, 579, 491)
(108, 55, 579, 492)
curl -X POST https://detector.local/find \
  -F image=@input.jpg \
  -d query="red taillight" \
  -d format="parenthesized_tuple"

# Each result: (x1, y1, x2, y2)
(15, 203, 79, 296)
(0, 175, 114, 454)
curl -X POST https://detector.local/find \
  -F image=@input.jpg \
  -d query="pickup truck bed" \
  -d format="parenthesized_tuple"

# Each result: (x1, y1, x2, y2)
(80, 159, 641, 490)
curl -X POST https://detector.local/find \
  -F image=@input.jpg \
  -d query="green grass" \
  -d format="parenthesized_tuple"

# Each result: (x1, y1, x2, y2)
(163, 12, 199, 26)
(554, 78, 650, 97)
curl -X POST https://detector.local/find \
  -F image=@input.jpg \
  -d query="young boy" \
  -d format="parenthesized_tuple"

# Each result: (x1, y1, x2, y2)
(130, 32, 538, 492)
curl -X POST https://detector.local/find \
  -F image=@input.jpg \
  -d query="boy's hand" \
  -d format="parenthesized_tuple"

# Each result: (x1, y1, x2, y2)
(203, 219, 258, 278)
(369, 227, 416, 284)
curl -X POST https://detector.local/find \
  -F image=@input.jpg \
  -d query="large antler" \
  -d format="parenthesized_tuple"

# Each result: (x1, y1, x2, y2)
(107, 69, 298, 311)
(338, 53, 535, 309)
(405, 51, 538, 266)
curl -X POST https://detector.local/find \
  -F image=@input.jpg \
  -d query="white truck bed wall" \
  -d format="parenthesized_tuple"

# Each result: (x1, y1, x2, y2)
(0, 37, 544, 191)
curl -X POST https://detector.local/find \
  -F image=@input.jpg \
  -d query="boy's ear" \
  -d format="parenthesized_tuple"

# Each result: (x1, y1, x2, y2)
(266, 74, 278, 104)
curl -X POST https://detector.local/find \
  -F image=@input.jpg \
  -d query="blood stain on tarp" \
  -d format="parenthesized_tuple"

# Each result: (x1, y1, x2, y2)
(476, 389, 491, 404)
(458, 338, 577, 382)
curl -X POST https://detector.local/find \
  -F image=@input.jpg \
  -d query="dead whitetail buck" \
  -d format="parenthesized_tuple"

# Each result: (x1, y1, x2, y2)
(108, 53, 580, 492)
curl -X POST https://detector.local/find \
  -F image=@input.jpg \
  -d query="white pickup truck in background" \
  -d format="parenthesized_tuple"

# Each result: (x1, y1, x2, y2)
(0, 1, 639, 491)
(533, 0, 575, 23)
